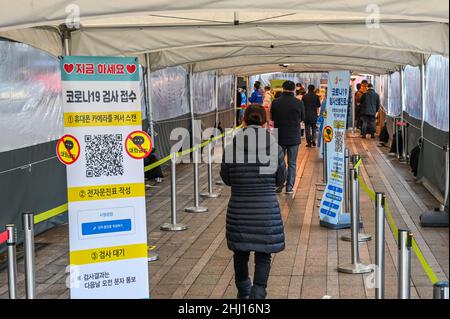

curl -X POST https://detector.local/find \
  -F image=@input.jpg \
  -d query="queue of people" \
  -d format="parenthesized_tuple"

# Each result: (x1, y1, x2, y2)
(354, 80, 381, 138)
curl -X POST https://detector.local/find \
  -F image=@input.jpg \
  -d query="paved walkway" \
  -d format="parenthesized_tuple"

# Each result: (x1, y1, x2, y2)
(0, 135, 448, 299)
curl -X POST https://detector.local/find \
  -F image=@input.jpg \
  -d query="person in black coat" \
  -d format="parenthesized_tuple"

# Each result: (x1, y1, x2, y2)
(360, 83, 381, 138)
(301, 84, 322, 147)
(220, 104, 286, 299)
(270, 80, 305, 193)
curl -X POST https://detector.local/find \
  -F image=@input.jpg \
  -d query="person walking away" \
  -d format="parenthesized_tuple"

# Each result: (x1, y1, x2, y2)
(262, 85, 272, 122)
(249, 82, 264, 104)
(220, 104, 286, 299)
(355, 80, 368, 129)
(271, 80, 305, 194)
(302, 85, 322, 147)
(359, 83, 380, 138)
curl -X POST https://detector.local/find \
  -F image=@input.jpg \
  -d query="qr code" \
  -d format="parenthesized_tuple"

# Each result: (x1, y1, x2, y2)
(85, 134, 124, 178)
(335, 131, 344, 153)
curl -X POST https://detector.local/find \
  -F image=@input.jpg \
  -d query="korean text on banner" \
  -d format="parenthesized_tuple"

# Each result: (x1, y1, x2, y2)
(318, 71, 351, 226)
(60, 56, 149, 299)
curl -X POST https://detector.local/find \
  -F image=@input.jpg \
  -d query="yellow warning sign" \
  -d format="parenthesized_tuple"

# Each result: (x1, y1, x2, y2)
(125, 130, 153, 159)
(56, 134, 80, 165)
(323, 126, 333, 143)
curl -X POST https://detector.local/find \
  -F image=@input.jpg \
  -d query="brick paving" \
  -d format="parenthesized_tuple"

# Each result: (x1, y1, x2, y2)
(0, 136, 448, 299)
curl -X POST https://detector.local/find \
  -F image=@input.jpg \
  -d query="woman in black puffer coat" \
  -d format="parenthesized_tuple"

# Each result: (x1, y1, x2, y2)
(220, 104, 286, 299)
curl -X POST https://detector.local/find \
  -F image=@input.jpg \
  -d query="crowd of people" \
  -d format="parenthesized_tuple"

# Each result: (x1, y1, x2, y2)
(354, 79, 381, 138)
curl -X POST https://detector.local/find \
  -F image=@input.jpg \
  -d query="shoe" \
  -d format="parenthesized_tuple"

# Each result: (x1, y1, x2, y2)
(306, 144, 311, 148)
(312, 142, 316, 147)
(361, 135, 366, 139)
(276, 186, 283, 193)
(249, 284, 267, 299)
(236, 278, 252, 299)
(285, 188, 293, 194)
(371, 135, 376, 139)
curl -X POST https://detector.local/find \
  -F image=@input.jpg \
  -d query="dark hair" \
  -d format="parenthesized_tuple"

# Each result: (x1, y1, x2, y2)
(361, 80, 368, 84)
(356, 83, 362, 90)
(368, 83, 374, 88)
(254, 82, 261, 90)
(282, 80, 296, 91)
(244, 104, 267, 126)
(264, 86, 271, 91)
(308, 84, 315, 92)
(274, 91, 282, 99)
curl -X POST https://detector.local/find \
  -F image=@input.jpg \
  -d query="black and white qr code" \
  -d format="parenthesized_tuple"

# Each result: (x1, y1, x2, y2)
(85, 134, 124, 178)
(334, 131, 344, 153)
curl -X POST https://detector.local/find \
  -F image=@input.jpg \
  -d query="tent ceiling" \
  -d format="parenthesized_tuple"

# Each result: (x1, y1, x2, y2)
(1, 1, 447, 32)
(0, 1, 448, 75)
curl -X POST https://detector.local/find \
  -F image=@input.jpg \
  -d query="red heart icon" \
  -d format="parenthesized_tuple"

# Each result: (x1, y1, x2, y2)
(64, 63, 74, 74)
(126, 64, 136, 74)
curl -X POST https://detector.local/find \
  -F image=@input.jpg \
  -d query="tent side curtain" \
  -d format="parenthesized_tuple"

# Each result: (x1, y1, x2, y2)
(388, 72, 401, 117)
(217, 75, 234, 110)
(404, 65, 422, 119)
(150, 66, 190, 121)
(379, 74, 389, 109)
(0, 39, 63, 153)
(193, 71, 215, 115)
(425, 55, 449, 132)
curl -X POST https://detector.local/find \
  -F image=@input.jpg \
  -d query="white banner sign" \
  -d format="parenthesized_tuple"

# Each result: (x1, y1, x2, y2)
(60, 56, 149, 299)
(319, 71, 350, 226)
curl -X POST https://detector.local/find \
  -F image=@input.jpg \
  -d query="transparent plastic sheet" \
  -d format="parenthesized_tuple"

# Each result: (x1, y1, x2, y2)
(404, 65, 422, 119)
(150, 66, 189, 121)
(193, 71, 215, 114)
(218, 75, 233, 110)
(0, 40, 63, 152)
(250, 72, 327, 89)
(425, 55, 449, 132)
(379, 74, 389, 108)
(388, 71, 401, 116)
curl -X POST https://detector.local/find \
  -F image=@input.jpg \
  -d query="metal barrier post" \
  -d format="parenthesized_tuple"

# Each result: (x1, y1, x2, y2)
(398, 229, 413, 299)
(185, 144, 208, 213)
(433, 282, 449, 299)
(344, 148, 350, 213)
(440, 144, 449, 212)
(23, 212, 36, 299)
(6, 225, 17, 299)
(341, 155, 371, 242)
(201, 141, 220, 198)
(337, 168, 373, 274)
(375, 193, 386, 299)
(395, 119, 400, 160)
(162, 153, 188, 231)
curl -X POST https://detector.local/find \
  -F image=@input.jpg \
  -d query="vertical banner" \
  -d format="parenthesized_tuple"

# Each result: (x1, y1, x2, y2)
(60, 56, 149, 299)
(319, 71, 350, 226)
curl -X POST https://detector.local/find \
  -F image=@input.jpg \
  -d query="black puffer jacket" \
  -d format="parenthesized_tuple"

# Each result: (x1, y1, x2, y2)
(302, 92, 321, 123)
(220, 126, 286, 254)
(360, 88, 381, 116)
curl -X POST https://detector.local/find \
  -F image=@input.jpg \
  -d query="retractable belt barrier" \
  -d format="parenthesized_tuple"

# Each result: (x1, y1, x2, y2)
(30, 125, 242, 225)
(354, 158, 440, 285)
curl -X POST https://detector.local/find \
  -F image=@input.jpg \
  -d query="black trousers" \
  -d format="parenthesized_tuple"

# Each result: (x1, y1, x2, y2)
(361, 115, 376, 136)
(233, 251, 271, 287)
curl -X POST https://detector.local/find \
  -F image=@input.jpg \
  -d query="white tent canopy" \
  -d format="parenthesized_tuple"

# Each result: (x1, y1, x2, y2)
(0, 1, 448, 74)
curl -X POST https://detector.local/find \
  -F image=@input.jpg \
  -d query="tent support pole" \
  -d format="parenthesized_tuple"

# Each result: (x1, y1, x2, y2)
(399, 67, 407, 162)
(145, 54, 155, 146)
(62, 29, 71, 56)
(420, 55, 426, 141)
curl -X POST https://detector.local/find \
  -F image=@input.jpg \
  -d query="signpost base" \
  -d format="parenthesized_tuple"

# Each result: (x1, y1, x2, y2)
(185, 206, 208, 213)
(200, 192, 221, 198)
(420, 210, 449, 227)
(337, 263, 373, 274)
(341, 233, 372, 242)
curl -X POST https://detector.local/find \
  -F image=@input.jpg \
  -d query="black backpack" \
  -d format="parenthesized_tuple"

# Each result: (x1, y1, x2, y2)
(379, 122, 389, 143)
(409, 138, 422, 177)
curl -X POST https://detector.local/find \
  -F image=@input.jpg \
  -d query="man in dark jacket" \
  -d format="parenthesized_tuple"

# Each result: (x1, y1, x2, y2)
(301, 84, 321, 147)
(270, 80, 305, 193)
(360, 83, 381, 138)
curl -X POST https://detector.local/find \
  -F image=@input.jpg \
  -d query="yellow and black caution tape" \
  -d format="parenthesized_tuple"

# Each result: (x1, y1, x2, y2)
(33, 125, 243, 224)
(356, 168, 440, 284)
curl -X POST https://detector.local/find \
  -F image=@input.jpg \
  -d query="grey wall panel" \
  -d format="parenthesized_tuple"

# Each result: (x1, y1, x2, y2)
(404, 112, 422, 155)
(218, 108, 235, 131)
(153, 113, 191, 161)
